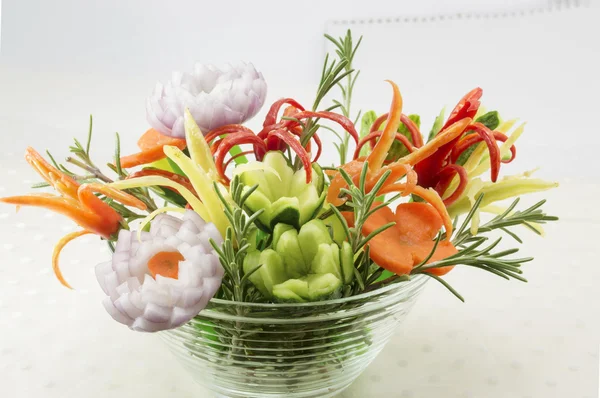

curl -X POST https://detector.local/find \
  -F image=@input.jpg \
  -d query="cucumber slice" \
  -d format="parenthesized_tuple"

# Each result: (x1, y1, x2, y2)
(263, 152, 293, 190)
(270, 196, 301, 229)
(275, 229, 308, 278)
(272, 223, 294, 249)
(320, 204, 349, 245)
(311, 162, 325, 193)
(309, 191, 327, 223)
(243, 251, 267, 296)
(297, 219, 333, 265)
(272, 279, 309, 302)
(297, 185, 320, 225)
(243, 187, 272, 229)
(240, 151, 326, 232)
(289, 162, 325, 198)
(241, 169, 274, 201)
(340, 241, 355, 284)
(258, 249, 287, 294)
(306, 273, 342, 301)
(311, 243, 342, 281)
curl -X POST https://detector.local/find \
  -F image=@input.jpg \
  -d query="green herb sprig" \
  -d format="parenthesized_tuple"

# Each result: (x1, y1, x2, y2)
(325, 30, 363, 164)
(327, 161, 402, 295)
(408, 194, 558, 301)
(210, 176, 264, 302)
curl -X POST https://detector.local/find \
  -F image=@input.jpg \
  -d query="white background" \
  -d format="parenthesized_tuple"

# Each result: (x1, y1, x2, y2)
(0, 1, 599, 397)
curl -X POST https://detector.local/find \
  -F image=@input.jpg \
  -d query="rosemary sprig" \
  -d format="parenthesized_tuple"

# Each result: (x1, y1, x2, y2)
(210, 176, 264, 302)
(411, 194, 558, 301)
(325, 29, 363, 164)
(296, 31, 358, 162)
(328, 162, 400, 295)
(452, 196, 559, 246)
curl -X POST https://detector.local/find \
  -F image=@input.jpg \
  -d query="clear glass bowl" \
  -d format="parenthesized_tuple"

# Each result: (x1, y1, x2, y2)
(161, 275, 429, 398)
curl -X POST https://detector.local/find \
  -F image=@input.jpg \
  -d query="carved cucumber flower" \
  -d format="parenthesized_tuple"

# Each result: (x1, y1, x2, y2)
(95, 210, 224, 332)
(146, 61, 267, 138)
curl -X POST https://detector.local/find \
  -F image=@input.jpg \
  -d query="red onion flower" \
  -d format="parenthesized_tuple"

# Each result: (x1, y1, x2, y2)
(95, 210, 224, 332)
(146, 62, 267, 138)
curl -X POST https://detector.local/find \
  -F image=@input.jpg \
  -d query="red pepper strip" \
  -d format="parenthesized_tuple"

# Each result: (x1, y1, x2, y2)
(215, 133, 268, 184)
(353, 131, 415, 160)
(442, 87, 483, 132)
(268, 129, 312, 183)
(223, 150, 255, 172)
(210, 138, 224, 154)
(459, 123, 501, 182)
(434, 164, 468, 206)
(311, 133, 323, 162)
(261, 98, 306, 135)
(401, 114, 424, 147)
(127, 169, 200, 199)
(369, 113, 423, 148)
(370, 113, 388, 133)
(451, 131, 516, 164)
(282, 111, 360, 144)
(285, 123, 311, 154)
(205, 125, 255, 145)
(413, 88, 482, 189)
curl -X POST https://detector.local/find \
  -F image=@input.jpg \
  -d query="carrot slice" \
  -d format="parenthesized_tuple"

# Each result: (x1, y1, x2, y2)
(394, 203, 457, 275)
(360, 203, 457, 276)
(120, 129, 186, 168)
(363, 206, 414, 275)
(148, 251, 184, 280)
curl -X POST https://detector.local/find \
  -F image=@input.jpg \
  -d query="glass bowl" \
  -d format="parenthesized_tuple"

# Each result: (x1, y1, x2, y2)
(160, 275, 429, 398)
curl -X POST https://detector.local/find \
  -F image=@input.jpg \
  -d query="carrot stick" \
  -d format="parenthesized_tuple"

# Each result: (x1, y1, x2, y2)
(367, 81, 403, 172)
(120, 129, 186, 168)
(52, 230, 92, 289)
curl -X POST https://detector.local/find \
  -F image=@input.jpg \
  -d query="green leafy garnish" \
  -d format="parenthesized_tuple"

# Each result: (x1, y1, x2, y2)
(427, 107, 446, 142)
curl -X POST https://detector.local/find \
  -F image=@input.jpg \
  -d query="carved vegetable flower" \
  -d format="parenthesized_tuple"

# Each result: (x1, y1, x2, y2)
(146, 61, 267, 138)
(95, 210, 224, 332)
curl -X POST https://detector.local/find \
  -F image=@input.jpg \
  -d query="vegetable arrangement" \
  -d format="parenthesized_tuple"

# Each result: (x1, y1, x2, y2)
(0, 30, 558, 333)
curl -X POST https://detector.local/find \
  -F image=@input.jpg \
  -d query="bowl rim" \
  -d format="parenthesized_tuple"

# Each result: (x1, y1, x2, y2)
(205, 274, 428, 308)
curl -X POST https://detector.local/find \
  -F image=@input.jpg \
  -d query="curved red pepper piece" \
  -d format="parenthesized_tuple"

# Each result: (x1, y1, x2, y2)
(370, 113, 423, 148)
(413, 88, 482, 189)
(222, 150, 255, 172)
(353, 131, 415, 160)
(260, 98, 306, 138)
(460, 123, 501, 182)
(442, 87, 483, 131)
(205, 124, 255, 145)
(311, 133, 323, 162)
(268, 129, 312, 183)
(451, 130, 516, 164)
(282, 111, 359, 144)
(434, 164, 468, 206)
(214, 132, 268, 183)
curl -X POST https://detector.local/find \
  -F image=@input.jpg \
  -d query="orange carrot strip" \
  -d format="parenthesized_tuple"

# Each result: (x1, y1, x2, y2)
(81, 183, 147, 210)
(52, 230, 92, 289)
(120, 129, 186, 168)
(367, 81, 403, 172)
(25, 147, 79, 199)
(148, 251, 184, 280)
